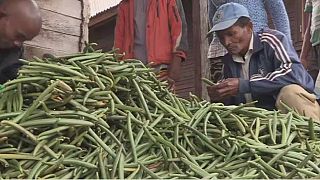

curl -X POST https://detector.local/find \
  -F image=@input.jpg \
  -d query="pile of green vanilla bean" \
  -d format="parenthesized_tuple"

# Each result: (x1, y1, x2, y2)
(0, 50, 319, 179)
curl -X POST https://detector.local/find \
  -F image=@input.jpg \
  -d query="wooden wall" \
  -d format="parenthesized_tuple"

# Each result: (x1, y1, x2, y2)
(24, 0, 89, 58)
(175, 0, 196, 98)
(284, 0, 304, 51)
(176, 0, 208, 99)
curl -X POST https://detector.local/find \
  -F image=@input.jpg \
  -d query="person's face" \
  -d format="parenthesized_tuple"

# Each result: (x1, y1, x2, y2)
(0, 14, 40, 49)
(216, 22, 252, 56)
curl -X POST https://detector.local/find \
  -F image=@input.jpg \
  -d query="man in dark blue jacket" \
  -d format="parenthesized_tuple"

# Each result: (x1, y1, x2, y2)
(0, 0, 41, 84)
(206, 2, 320, 121)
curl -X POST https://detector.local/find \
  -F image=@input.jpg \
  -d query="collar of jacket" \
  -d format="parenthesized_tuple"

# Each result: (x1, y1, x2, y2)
(252, 31, 264, 54)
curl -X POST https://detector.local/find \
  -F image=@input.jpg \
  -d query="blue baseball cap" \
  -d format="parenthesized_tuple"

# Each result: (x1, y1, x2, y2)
(208, 2, 250, 34)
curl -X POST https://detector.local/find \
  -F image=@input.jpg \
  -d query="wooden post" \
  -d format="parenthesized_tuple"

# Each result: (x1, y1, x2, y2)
(192, 0, 209, 99)
(80, 0, 90, 51)
(300, 0, 307, 39)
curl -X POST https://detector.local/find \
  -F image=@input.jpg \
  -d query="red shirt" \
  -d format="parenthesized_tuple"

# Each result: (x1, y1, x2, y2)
(114, 0, 188, 65)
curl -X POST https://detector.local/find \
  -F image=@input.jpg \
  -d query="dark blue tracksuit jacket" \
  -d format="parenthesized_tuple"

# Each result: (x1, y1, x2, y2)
(222, 28, 314, 110)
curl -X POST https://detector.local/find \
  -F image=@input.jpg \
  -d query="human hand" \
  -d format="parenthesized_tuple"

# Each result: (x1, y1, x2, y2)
(158, 68, 175, 91)
(207, 78, 240, 102)
(158, 55, 181, 90)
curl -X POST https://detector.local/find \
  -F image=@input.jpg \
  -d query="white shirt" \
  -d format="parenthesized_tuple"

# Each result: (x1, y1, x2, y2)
(232, 33, 254, 103)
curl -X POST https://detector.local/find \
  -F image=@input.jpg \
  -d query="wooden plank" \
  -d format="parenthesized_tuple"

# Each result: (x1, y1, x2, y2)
(284, 0, 303, 50)
(35, 0, 81, 19)
(176, 89, 195, 96)
(24, 45, 70, 59)
(176, 85, 195, 91)
(301, 0, 308, 37)
(192, 0, 209, 99)
(24, 29, 80, 53)
(176, 86, 195, 91)
(175, 0, 195, 97)
(176, 88, 196, 98)
(181, 59, 194, 66)
(176, 82, 195, 87)
(181, 63, 196, 69)
(176, 80, 195, 87)
(41, 9, 81, 36)
(176, 77, 195, 83)
(177, 88, 195, 93)
(176, 76, 195, 82)
(176, 91, 194, 97)
(179, 73, 194, 80)
(177, 87, 195, 92)
(80, 0, 90, 51)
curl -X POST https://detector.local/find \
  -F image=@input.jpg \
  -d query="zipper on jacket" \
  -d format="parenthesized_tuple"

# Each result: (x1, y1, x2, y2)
(156, 0, 160, 17)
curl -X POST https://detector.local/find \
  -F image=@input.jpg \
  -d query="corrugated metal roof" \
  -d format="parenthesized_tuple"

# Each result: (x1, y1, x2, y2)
(90, 0, 121, 17)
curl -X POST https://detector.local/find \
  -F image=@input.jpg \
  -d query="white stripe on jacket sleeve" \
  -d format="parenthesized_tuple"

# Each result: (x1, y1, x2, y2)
(250, 33, 292, 82)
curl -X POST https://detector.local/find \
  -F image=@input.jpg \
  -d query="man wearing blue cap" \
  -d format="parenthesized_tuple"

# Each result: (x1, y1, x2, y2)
(206, 2, 320, 121)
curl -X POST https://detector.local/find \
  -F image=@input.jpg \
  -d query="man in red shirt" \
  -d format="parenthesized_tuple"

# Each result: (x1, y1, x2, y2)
(114, 0, 188, 89)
